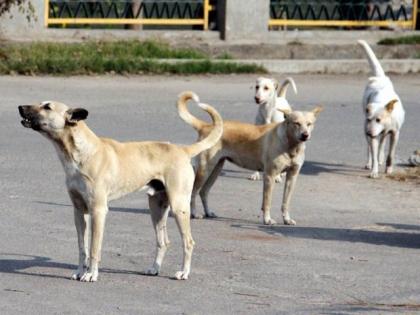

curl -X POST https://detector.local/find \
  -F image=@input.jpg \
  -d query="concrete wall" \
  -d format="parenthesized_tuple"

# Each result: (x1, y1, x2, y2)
(0, 0, 45, 40)
(0, 0, 271, 41)
(219, 0, 269, 40)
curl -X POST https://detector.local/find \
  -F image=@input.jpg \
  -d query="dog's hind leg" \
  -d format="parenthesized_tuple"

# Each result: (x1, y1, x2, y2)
(199, 158, 225, 218)
(169, 196, 195, 280)
(144, 190, 170, 276)
(190, 155, 208, 219)
(386, 131, 399, 174)
(191, 154, 221, 219)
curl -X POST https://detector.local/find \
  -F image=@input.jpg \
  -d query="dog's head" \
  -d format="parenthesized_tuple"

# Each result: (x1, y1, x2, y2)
(365, 99, 398, 138)
(18, 101, 88, 139)
(280, 106, 323, 142)
(254, 77, 278, 105)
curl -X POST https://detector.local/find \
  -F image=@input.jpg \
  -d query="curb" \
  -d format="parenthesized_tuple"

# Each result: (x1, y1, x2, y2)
(243, 59, 420, 74)
(159, 58, 420, 74)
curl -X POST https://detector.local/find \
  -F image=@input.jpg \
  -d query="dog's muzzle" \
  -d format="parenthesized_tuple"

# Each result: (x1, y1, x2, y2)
(366, 130, 384, 139)
(19, 106, 40, 130)
(300, 133, 309, 141)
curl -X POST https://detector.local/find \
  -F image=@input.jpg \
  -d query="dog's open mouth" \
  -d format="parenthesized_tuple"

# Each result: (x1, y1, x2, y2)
(21, 117, 33, 128)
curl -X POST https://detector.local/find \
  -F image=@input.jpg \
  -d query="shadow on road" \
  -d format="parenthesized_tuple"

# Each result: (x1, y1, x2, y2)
(0, 253, 166, 280)
(231, 223, 420, 249)
(301, 161, 363, 176)
(220, 160, 364, 179)
(35, 201, 150, 215)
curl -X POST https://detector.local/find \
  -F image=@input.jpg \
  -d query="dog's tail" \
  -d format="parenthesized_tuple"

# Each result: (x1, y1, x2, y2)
(277, 77, 298, 98)
(177, 91, 223, 158)
(358, 40, 385, 77)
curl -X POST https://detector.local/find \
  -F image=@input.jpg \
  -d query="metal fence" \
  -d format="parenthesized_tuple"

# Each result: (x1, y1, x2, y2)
(269, 0, 418, 29)
(45, 0, 212, 29)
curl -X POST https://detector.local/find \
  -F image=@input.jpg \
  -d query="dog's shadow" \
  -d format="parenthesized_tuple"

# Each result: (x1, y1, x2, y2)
(231, 222, 420, 249)
(220, 160, 364, 179)
(36, 201, 150, 215)
(0, 253, 175, 280)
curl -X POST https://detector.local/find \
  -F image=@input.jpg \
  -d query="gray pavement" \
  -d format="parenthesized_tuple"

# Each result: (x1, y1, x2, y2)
(0, 74, 419, 314)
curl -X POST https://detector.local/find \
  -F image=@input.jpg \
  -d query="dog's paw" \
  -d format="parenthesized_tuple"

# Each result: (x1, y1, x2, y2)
(79, 270, 98, 282)
(174, 271, 189, 280)
(144, 267, 159, 276)
(248, 172, 261, 181)
(274, 174, 282, 183)
(369, 172, 379, 179)
(385, 166, 393, 174)
(71, 270, 84, 281)
(364, 163, 372, 170)
(263, 217, 277, 225)
(191, 212, 204, 219)
(205, 211, 217, 218)
(284, 218, 296, 225)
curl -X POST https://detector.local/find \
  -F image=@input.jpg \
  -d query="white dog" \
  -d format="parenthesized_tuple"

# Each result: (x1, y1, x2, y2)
(358, 40, 405, 178)
(250, 77, 297, 181)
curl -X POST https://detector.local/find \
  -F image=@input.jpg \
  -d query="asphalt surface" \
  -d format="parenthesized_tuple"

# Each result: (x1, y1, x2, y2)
(0, 75, 419, 314)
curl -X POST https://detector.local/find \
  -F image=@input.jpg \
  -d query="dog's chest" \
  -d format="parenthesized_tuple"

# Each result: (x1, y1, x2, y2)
(272, 150, 304, 172)
(64, 160, 89, 191)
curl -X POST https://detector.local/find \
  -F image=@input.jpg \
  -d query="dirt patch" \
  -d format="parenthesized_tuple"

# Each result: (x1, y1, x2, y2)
(388, 167, 420, 184)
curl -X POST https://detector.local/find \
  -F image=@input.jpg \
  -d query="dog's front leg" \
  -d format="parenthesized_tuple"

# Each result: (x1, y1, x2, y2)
(281, 166, 300, 225)
(369, 137, 380, 178)
(81, 200, 108, 282)
(365, 135, 372, 170)
(378, 134, 386, 166)
(261, 173, 276, 225)
(386, 131, 399, 174)
(71, 208, 89, 280)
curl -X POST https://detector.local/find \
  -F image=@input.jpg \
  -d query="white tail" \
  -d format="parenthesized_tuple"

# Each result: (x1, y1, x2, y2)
(358, 40, 385, 77)
(278, 77, 298, 98)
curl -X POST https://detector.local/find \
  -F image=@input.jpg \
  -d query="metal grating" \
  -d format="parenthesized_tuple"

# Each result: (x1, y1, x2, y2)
(269, 0, 417, 28)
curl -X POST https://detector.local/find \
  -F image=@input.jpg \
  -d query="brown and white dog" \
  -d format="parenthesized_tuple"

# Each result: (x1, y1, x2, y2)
(18, 93, 222, 281)
(251, 77, 297, 182)
(178, 92, 322, 224)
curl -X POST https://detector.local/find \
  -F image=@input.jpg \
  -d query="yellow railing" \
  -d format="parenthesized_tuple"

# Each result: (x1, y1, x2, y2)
(269, 0, 418, 30)
(44, 0, 212, 30)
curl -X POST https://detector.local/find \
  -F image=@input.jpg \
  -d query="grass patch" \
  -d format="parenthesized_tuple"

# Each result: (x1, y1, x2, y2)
(378, 35, 420, 45)
(0, 41, 266, 75)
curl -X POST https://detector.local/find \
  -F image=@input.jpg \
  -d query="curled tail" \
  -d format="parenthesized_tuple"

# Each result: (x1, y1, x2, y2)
(358, 40, 385, 77)
(278, 77, 298, 98)
(177, 91, 223, 158)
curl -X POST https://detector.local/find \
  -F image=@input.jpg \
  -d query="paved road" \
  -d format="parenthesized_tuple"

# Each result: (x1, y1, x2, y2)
(1, 75, 419, 314)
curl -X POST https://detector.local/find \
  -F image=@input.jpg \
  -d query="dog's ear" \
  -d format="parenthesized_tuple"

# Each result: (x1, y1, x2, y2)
(312, 106, 324, 117)
(66, 108, 88, 124)
(277, 108, 292, 120)
(366, 103, 373, 116)
(385, 99, 398, 113)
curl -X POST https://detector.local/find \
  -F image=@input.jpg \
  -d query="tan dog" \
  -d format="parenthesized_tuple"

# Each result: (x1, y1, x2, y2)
(178, 93, 322, 224)
(18, 94, 222, 282)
